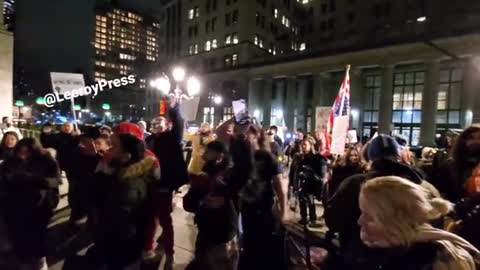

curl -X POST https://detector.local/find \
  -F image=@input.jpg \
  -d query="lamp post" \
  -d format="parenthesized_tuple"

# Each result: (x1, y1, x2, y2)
(150, 67, 201, 104)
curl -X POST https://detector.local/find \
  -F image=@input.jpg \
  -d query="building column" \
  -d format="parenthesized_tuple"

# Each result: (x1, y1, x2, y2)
(463, 57, 480, 126)
(262, 78, 273, 127)
(378, 64, 395, 134)
(296, 77, 308, 131)
(248, 78, 263, 121)
(0, 24, 13, 119)
(285, 77, 296, 130)
(420, 60, 440, 146)
(350, 68, 365, 134)
(311, 73, 331, 131)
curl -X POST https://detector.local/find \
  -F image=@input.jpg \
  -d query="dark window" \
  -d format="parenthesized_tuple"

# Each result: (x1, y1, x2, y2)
(213, 0, 217, 10)
(226, 0, 230, 6)
(206, 20, 211, 33)
(261, 16, 266, 28)
(348, 0, 355, 4)
(385, 2, 392, 16)
(194, 24, 198, 36)
(206, 0, 211, 13)
(308, 7, 314, 17)
(212, 17, 217, 31)
(321, 4, 328, 14)
(256, 12, 260, 26)
(188, 26, 192, 38)
(329, 0, 336, 12)
(328, 18, 335, 30)
(225, 13, 231, 26)
(348, 12, 356, 24)
(320, 21, 327, 32)
(373, 4, 382, 18)
(232, 10, 239, 24)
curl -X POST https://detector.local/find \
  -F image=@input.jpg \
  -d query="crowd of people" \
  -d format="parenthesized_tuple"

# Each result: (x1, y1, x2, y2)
(0, 101, 480, 270)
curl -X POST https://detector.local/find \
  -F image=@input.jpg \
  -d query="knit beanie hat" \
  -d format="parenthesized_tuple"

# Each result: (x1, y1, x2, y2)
(367, 134, 401, 161)
(113, 122, 143, 140)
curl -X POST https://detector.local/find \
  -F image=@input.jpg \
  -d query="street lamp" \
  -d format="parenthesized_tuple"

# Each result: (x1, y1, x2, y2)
(151, 66, 201, 103)
(213, 95, 223, 105)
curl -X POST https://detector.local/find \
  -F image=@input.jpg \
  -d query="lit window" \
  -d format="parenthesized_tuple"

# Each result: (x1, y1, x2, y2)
(254, 34, 259, 45)
(205, 40, 212, 51)
(274, 9, 278, 18)
(195, 7, 200, 18)
(225, 34, 232, 44)
(300, 42, 306, 51)
(194, 44, 199, 54)
(189, 9, 194, 19)
(259, 39, 264, 48)
(212, 39, 217, 49)
(232, 54, 238, 66)
(233, 33, 239, 44)
(189, 45, 194, 55)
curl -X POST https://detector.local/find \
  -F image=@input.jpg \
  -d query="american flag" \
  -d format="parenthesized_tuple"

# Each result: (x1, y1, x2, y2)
(324, 66, 351, 154)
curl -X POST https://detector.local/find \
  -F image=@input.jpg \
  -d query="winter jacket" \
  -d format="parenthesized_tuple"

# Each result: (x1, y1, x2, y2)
(95, 155, 161, 263)
(0, 147, 14, 162)
(346, 226, 480, 270)
(289, 152, 328, 198)
(325, 158, 434, 263)
(184, 132, 216, 175)
(52, 132, 78, 172)
(184, 172, 238, 250)
(329, 163, 365, 199)
(146, 106, 188, 191)
(0, 152, 61, 211)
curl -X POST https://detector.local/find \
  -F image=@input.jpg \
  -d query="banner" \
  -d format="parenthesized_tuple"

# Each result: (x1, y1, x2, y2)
(326, 65, 351, 155)
(50, 72, 86, 95)
(179, 96, 200, 121)
(315, 107, 331, 132)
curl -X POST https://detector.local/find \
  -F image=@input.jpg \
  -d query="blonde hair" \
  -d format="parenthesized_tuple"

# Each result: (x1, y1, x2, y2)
(361, 176, 479, 270)
(361, 176, 453, 247)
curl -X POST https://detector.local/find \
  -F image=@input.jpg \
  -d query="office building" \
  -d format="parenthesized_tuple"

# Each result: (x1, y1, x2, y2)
(2, 0, 13, 31)
(0, 0, 13, 119)
(92, 6, 160, 119)
(158, 0, 480, 146)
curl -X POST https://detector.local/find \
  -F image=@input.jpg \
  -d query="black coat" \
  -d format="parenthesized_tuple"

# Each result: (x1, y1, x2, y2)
(52, 132, 78, 172)
(146, 106, 188, 191)
(325, 159, 424, 263)
(331, 242, 437, 270)
(0, 153, 61, 259)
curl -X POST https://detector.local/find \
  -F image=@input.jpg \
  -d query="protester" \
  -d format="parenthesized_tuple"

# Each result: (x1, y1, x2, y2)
(0, 131, 19, 161)
(138, 120, 151, 139)
(289, 138, 328, 225)
(94, 133, 160, 269)
(99, 125, 113, 137)
(418, 147, 437, 181)
(356, 176, 480, 270)
(267, 129, 284, 163)
(184, 141, 240, 270)
(39, 122, 56, 149)
(184, 122, 216, 175)
(329, 146, 365, 199)
(325, 134, 440, 268)
(269, 125, 283, 147)
(94, 134, 111, 155)
(0, 138, 61, 270)
(0, 116, 23, 140)
(238, 124, 289, 270)
(67, 129, 103, 227)
(53, 122, 77, 173)
(144, 101, 189, 268)
(433, 125, 480, 248)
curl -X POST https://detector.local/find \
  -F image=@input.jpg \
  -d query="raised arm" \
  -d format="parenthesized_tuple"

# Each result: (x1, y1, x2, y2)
(168, 103, 185, 144)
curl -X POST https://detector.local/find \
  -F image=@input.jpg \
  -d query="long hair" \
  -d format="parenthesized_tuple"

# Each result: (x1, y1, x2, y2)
(299, 137, 317, 155)
(13, 138, 47, 161)
(1, 131, 19, 148)
(360, 176, 453, 246)
(336, 146, 365, 168)
(452, 125, 480, 170)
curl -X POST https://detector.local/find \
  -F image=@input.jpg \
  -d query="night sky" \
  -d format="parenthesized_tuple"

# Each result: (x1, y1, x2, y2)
(14, 0, 163, 90)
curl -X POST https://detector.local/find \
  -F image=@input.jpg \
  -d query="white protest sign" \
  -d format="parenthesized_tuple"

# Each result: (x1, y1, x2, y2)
(232, 99, 248, 122)
(330, 115, 350, 155)
(347, 130, 358, 144)
(179, 96, 200, 121)
(50, 72, 86, 95)
(315, 107, 331, 132)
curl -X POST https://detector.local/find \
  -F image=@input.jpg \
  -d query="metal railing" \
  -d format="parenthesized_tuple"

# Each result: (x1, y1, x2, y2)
(19, 128, 41, 141)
